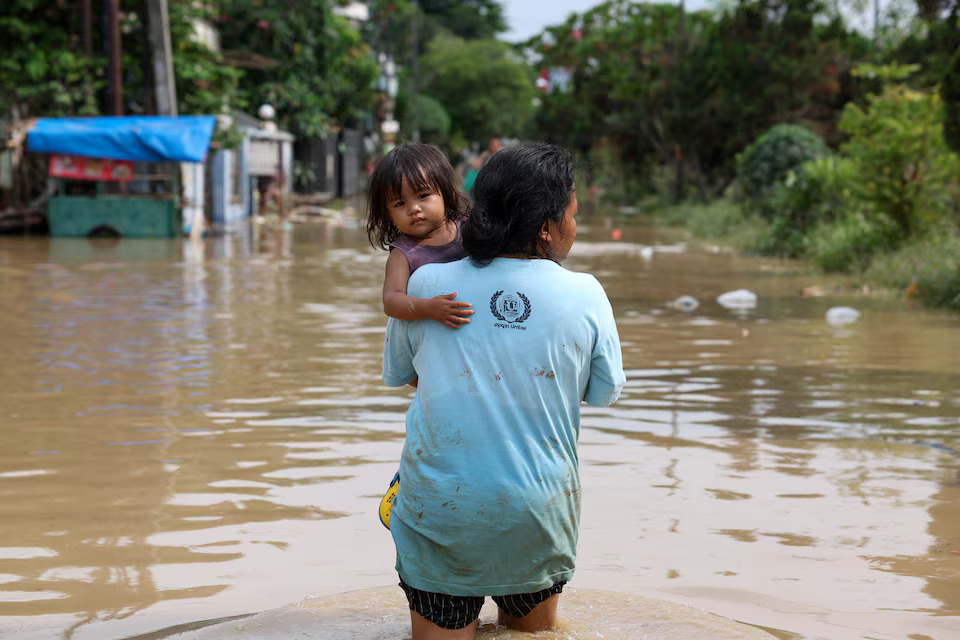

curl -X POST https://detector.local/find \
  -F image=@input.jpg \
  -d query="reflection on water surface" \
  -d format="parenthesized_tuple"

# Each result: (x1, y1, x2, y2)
(0, 219, 957, 640)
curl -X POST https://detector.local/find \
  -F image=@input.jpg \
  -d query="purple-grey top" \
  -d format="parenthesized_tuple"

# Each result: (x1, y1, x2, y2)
(390, 222, 467, 273)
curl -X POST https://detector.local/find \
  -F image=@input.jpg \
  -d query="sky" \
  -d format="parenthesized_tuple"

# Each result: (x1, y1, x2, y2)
(501, 0, 712, 43)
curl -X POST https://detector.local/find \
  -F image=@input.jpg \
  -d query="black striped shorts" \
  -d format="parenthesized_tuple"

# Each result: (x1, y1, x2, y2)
(398, 577, 566, 630)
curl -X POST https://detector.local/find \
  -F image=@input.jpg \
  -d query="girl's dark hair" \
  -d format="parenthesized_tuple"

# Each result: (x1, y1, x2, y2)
(366, 142, 470, 250)
(462, 143, 575, 264)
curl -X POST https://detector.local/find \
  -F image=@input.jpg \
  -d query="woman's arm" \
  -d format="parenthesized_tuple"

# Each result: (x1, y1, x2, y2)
(382, 249, 473, 328)
(583, 290, 626, 406)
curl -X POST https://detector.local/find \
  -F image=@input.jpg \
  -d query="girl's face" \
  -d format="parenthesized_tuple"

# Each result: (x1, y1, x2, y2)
(387, 176, 449, 243)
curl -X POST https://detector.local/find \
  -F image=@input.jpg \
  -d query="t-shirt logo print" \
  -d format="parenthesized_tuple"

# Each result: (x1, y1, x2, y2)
(490, 290, 532, 325)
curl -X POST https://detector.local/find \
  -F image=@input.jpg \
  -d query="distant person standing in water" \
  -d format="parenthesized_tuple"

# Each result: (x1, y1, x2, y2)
(463, 137, 503, 193)
(381, 142, 625, 638)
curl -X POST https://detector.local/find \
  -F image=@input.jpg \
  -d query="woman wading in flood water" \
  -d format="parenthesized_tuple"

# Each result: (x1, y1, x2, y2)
(381, 142, 626, 639)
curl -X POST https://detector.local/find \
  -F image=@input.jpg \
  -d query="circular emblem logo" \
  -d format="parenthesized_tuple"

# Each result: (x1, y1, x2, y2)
(490, 290, 532, 324)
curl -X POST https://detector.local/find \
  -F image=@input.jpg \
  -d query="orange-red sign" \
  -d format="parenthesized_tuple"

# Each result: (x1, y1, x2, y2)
(48, 154, 134, 182)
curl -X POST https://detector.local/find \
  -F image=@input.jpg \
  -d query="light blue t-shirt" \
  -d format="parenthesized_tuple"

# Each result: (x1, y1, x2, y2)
(382, 257, 625, 596)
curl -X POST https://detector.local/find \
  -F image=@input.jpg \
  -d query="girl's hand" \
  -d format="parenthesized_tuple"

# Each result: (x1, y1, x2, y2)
(430, 292, 473, 328)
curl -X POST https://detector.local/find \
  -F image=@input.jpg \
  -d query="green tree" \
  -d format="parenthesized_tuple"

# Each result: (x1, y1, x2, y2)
(400, 94, 451, 143)
(690, 0, 858, 190)
(526, 0, 860, 201)
(942, 46, 960, 153)
(0, 0, 243, 120)
(216, 0, 378, 137)
(418, 0, 506, 40)
(0, 0, 103, 118)
(889, 0, 960, 88)
(168, 1, 242, 117)
(367, 0, 506, 58)
(418, 34, 535, 144)
(737, 124, 831, 212)
(840, 66, 960, 236)
(529, 2, 707, 199)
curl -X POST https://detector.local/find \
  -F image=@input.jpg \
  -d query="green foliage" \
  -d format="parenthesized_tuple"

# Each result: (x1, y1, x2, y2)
(732, 121, 833, 258)
(168, 1, 242, 117)
(418, 0, 507, 40)
(529, 1, 711, 200)
(679, 199, 757, 244)
(752, 154, 854, 256)
(781, 155, 857, 227)
(867, 233, 960, 309)
(853, 62, 920, 82)
(736, 70, 960, 268)
(888, 11, 960, 89)
(694, 0, 847, 186)
(805, 212, 900, 272)
(419, 35, 535, 143)
(366, 0, 508, 147)
(217, 0, 378, 137)
(838, 79, 960, 236)
(941, 47, 960, 154)
(737, 123, 830, 216)
(401, 94, 450, 144)
(368, 0, 505, 60)
(528, 0, 858, 201)
(658, 196, 775, 255)
(0, 1, 103, 117)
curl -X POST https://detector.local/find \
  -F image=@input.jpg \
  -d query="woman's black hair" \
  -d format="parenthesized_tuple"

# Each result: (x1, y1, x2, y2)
(462, 142, 575, 264)
(366, 142, 470, 250)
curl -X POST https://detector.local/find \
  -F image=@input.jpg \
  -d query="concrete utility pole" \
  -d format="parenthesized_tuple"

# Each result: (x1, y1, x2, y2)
(872, 0, 881, 52)
(145, 0, 178, 115)
(106, 0, 123, 115)
(82, 0, 92, 58)
(411, 0, 420, 142)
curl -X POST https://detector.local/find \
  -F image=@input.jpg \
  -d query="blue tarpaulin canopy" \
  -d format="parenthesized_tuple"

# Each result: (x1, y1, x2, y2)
(27, 115, 216, 163)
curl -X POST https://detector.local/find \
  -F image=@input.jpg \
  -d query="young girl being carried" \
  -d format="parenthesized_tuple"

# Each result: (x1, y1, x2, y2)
(365, 142, 474, 529)
(366, 142, 474, 328)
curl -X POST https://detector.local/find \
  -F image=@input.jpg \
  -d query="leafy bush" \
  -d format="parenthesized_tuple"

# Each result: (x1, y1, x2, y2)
(685, 200, 771, 253)
(759, 155, 857, 257)
(942, 48, 960, 154)
(420, 35, 536, 144)
(867, 234, 960, 309)
(736, 124, 830, 218)
(591, 141, 656, 207)
(806, 213, 900, 273)
(780, 156, 856, 228)
(839, 79, 960, 237)
(401, 94, 451, 145)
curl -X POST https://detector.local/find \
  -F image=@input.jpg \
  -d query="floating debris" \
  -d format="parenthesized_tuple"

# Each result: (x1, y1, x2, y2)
(717, 289, 757, 309)
(670, 295, 699, 312)
(825, 306, 861, 326)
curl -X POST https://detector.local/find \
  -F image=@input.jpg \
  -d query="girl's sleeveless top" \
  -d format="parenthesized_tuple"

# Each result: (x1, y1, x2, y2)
(390, 222, 467, 273)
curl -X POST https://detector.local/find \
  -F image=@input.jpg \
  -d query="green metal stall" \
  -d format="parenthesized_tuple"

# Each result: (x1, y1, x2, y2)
(27, 115, 215, 238)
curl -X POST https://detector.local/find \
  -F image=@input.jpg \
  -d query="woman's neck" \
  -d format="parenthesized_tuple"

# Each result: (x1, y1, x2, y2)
(499, 245, 556, 262)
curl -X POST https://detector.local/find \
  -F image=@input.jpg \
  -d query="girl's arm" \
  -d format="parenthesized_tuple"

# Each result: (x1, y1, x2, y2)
(382, 249, 473, 328)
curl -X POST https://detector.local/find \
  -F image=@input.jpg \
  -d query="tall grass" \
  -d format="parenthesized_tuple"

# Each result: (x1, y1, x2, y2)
(656, 199, 772, 253)
(867, 233, 960, 309)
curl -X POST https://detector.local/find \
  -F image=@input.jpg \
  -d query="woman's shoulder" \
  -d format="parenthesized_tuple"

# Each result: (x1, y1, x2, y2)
(542, 260, 602, 284)
(548, 264, 611, 301)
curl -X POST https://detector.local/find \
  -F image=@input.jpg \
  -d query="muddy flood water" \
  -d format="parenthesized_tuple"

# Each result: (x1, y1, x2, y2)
(0, 216, 958, 640)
